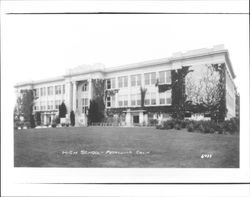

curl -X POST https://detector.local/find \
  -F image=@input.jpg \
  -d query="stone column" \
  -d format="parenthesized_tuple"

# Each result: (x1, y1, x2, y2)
(72, 81, 77, 112)
(88, 78, 92, 105)
(65, 80, 72, 113)
(125, 109, 131, 126)
(139, 112, 144, 125)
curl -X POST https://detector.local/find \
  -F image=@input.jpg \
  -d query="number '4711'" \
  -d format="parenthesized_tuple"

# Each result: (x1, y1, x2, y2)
(201, 154, 212, 158)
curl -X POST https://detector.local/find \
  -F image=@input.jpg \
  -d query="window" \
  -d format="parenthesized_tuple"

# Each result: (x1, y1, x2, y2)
(47, 86, 53, 96)
(151, 73, 156, 85)
(151, 93, 156, 105)
(124, 76, 128, 87)
(107, 79, 111, 89)
(144, 73, 150, 85)
(50, 101, 53, 110)
(118, 76, 128, 88)
(82, 98, 88, 114)
(145, 92, 156, 106)
(111, 95, 116, 107)
(107, 96, 111, 107)
(124, 95, 128, 107)
(55, 85, 62, 95)
(118, 77, 123, 88)
(34, 89, 39, 97)
(118, 95, 128, 107)
(34, 105, 39, 111)
(55, 100, 61, 110)
(106, 78, 115, 90)
(159, 70, 171, 84)
(131, 94, 136, 106)
(159, 90, 172, 105)
(144, 92, 150, 105)
(131, 94, 140, 106)
(137, 94, 141, 106)
(131, 74, 141, 87)
(82, 83, 88, 92)
(111, 78, 116, 89)
(144, 72, 156, 85)
(40, 87, 46, 97)
(40, 101, 46, 111)
(47, 101, 53, 110)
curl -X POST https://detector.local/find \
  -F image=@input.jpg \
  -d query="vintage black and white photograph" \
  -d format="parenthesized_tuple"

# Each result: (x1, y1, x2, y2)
(1, 0, 250, 196)
(10, 14, 245, 169)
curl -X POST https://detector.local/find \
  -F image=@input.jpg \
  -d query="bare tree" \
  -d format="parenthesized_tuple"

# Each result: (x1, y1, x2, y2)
(186, 64, 222, 112)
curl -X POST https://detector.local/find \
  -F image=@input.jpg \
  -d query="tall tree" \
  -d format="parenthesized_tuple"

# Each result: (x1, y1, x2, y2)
(59, 101, 67, 118)
(140, 87, 147, 107)
(88, 79, 105, 123)
(185, 63, 226, 121)
(14, 89, 35, 127)
(70, 110, 75, 126)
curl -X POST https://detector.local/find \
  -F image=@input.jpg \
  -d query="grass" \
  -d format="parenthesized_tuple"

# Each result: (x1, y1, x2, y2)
(14, 126, 239, 168)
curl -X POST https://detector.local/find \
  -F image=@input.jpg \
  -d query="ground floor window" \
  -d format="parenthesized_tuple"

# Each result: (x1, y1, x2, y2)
(131, 94, 141, 106)
(55, 100, 61, 110)
(82, 98, 88, 114)
(145, 92, 156, 106)
(159, 90, 172, 105)
(118, 95, 128, 107)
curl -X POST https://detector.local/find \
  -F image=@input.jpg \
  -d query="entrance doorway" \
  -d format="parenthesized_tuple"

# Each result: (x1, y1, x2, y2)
(133, 115, 139, 124)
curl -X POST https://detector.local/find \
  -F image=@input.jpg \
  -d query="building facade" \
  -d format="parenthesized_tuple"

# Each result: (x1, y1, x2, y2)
(14, 45, 237, 126)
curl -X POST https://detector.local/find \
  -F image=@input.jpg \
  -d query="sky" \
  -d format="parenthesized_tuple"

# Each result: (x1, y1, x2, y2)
(2, 14, 249, 93)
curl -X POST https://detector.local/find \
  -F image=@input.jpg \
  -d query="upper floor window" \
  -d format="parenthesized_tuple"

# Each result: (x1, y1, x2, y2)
(144, 72, 156, 85)
(55, 85, 62, 95)
(159, 70, 171, 84)
(131, 74, 141, 87)
(106, 78, 116, 89)
(82, 83, 88, 92)
(33, 89, 39, 97)
(118, 76, 128, 88)
(47, 86, 53, 96)
(40, 87, 46, 97)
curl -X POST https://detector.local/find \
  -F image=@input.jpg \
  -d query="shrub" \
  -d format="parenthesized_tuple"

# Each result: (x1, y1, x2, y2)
(70, 110, 75, 126)
(187, 122, 194, 132)
(23, 121, 31, 128)
(52, 122, 57, 128)
(223, 118, 239, 134)
(55, 116, 60, 124)
(174, 123, 181, 130)
(149, 119, 158, 126)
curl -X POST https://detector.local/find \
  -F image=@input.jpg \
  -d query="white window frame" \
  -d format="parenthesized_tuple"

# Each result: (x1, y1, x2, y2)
(159, 70, 171, 84)
(131, 74, 141, 87)
(82, 98, 88, 114)
(144, 72, 156, 86)
(159, 90, 172, 105)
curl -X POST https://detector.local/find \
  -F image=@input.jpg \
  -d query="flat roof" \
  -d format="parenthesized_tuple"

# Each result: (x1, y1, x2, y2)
(14, 45, 236, 88)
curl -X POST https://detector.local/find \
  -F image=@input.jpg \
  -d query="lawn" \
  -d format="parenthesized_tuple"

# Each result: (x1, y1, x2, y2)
(14, 126, 239, 168)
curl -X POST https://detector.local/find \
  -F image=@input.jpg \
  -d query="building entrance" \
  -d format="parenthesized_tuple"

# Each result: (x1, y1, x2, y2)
(133, 115, 139, 124)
